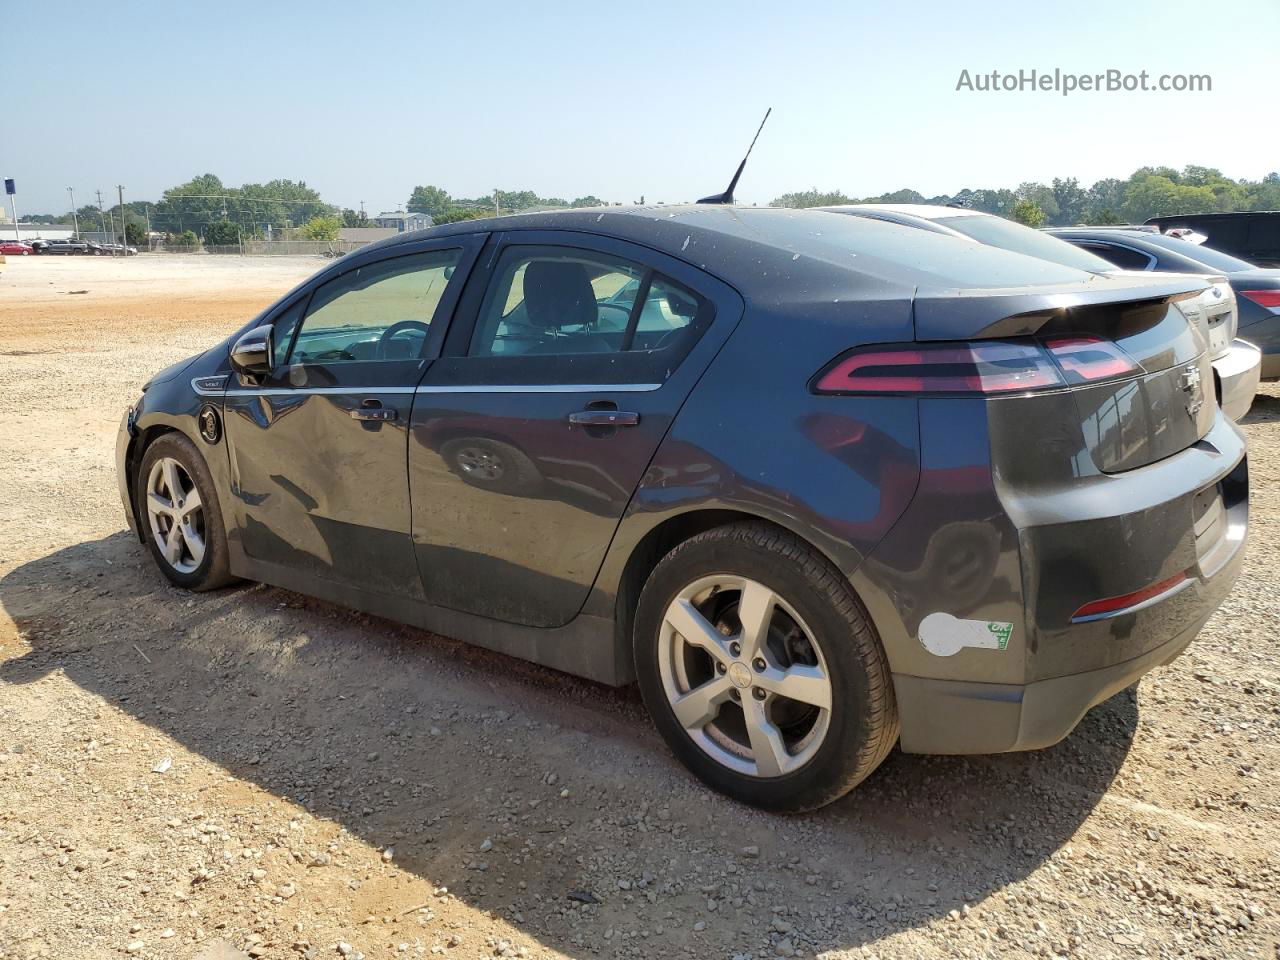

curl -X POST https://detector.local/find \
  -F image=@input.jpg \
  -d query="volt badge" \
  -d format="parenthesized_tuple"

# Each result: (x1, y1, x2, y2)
(198, 404, 222, 444)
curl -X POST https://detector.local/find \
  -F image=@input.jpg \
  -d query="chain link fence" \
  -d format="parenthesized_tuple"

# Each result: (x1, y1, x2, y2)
(156, 239, 366, 257)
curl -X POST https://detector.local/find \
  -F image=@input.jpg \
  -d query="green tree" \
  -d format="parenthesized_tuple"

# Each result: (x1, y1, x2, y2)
(407, 185, 453, 217)
(300, 215, 342, 241)
(124, 222, 146, 247)
(571, 196, 605, 207)
(341, 208, 369, 227)
(204, 220, 240, 245)
(172, 230, 199, 249)
(1050, 178, 1087, 225)
(432, 208, 491, 225)
(768, 188, 852, 208)
(1014, 183, 1059, 223)
(1011, 199, 1046, 227)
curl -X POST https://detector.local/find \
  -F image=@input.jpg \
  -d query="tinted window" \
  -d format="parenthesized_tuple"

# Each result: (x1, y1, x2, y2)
(290, 249, 461, 364)
(1074, 242, 1152, 271)
(934, 214, 1114, 272)
(270, 299, 305, 367)
(469, 246, 705, 359)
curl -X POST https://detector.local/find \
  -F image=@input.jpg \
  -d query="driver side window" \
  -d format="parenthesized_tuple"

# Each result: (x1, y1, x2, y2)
(289, 249, 462, 364)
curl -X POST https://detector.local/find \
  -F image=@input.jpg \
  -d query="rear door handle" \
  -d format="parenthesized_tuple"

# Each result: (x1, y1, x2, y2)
(568, 410, 640, 427)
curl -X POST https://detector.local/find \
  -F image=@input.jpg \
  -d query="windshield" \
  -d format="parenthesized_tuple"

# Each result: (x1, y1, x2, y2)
(1142, 234, 1255, 273)
(935, 214, 1115, 273)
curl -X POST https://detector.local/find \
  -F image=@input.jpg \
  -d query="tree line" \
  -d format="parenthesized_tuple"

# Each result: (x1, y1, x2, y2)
(23, 166, 1280, 244)
(769, 166, 1280, 227)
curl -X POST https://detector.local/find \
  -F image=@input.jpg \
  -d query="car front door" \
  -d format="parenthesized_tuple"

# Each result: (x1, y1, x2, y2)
(409, 231, 742, 628)
(223, 237, 482, 598)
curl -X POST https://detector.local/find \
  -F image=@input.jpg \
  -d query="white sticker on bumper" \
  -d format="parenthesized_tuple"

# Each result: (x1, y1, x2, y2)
(919, 612, 1013, 657)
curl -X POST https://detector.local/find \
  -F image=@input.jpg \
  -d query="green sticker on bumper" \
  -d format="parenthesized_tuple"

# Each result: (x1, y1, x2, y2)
(919, 613, 1015, 657)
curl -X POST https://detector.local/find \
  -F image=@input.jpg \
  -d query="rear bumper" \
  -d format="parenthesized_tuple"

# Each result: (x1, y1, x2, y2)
(1213, 339, 1262, 420)
(873, 404, 1247, 755)
(894, 607, 1209, 754)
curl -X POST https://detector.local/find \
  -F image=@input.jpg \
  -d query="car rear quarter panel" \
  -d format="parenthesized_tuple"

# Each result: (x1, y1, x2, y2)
(584, 298, 923, 637)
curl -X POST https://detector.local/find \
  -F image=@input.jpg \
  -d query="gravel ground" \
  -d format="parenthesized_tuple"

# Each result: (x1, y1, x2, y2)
(1, 255, 1278, 960)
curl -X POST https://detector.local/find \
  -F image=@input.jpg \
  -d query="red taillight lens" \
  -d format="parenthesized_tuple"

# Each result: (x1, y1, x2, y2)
(1238, 290, 1280, 310)
(1070, 571, 1188, 621)
(813, 341, 1064, 396)
(1041, 336, 1143, 385)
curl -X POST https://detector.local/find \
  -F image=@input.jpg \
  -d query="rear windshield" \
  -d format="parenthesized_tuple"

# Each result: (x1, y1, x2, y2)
(721, 210, 1094, 289)
(934, 214, 1115, 273)
(1142, 234, 1255, 273)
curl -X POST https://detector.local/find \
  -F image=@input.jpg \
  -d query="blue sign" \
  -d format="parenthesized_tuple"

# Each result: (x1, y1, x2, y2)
(3, 179, 13, 196)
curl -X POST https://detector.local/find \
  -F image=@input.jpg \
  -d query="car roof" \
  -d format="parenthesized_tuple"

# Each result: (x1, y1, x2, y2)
(364, 204, 1096, 303)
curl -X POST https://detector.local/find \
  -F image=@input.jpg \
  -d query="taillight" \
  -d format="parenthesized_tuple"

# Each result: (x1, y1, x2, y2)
(1238, 290, 1280, 311)
(1041, 336, 1143, 385)
(813, 337, 1140, 396)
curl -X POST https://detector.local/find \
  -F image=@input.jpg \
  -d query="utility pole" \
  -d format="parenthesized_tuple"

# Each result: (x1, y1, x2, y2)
(95, 189, 108, 236)
(5, 179, 18, 243)
(145, 203, 152, 251)
(493, 189, 499, 217)
(68, 187, 79, 237)
(117, 185, 125, 254)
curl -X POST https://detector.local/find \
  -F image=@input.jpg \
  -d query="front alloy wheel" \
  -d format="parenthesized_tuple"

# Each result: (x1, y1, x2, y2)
(135, 432, 233, 591)
(144, 456, 206, 573)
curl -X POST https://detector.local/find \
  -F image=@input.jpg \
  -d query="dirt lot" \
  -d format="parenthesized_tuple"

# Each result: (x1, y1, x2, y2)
(1, 254, 1278, 960)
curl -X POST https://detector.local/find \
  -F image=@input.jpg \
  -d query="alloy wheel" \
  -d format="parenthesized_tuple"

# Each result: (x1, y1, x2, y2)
(658, 575, 833, 778)
(144, 457, 206, 574)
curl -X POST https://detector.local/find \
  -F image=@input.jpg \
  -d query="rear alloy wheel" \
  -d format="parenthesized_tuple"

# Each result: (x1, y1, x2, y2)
(136, 432, 234, 591)
(635, 523, 898, 811)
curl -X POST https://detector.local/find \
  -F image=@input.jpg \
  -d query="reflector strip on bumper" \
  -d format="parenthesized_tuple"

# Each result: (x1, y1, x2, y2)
(1070, 571, 1192, 623)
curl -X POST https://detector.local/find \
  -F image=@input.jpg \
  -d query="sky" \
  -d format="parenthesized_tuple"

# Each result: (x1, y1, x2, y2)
(5, 0, 1278, 216)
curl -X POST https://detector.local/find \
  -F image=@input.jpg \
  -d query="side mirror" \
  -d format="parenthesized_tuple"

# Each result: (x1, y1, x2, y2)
(230, 325, 274, 378)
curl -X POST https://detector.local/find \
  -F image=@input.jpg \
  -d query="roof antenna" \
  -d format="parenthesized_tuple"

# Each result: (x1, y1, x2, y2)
(697, 108, 772, 205)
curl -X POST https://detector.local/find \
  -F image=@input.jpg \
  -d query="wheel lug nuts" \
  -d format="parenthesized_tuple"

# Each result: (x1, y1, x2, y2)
(752, 657, 766, 672)
(730, 690, 741, 701)
(729, 642, 741, 657)
(752, 688, 767, 701)
(716, 662, 727, 674)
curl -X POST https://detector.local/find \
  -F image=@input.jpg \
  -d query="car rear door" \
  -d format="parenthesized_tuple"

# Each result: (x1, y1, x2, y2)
(222, 236, 483, 598)
(409, 231, 742, 628)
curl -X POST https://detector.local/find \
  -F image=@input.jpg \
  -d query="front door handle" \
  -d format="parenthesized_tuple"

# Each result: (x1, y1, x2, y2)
(568, 410, 640, 427)
(351, 399, 398, 422)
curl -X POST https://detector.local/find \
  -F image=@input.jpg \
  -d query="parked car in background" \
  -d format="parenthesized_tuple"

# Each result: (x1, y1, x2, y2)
(0, 240, 33, 256)
(35, 238, 90, 255)
(820, 205, 1260, 419)
(117, 206, 1246, 811)
(1050, 227, 1280, 382)
(100, 242, 139, 256)
(1145, 211, 1280, 268)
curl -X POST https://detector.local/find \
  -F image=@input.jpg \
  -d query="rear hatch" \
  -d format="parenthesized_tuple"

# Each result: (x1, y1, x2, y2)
(912, 274, 1214, 472)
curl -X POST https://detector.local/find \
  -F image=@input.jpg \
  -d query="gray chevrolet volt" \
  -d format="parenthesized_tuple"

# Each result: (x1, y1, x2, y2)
(117, 207, 1247, 811)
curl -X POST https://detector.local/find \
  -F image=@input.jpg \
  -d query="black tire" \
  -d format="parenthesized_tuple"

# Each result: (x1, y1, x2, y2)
(440, 437, 541, 496)
(633, 522, 898, 812)
(135, 432, 235, 591)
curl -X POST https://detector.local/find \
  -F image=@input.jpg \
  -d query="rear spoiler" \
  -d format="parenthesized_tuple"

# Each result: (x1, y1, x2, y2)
(911, 275, 1208, 341)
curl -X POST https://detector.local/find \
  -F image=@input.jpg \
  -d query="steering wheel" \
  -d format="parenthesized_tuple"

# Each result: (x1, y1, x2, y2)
(378, 320, 431, 360)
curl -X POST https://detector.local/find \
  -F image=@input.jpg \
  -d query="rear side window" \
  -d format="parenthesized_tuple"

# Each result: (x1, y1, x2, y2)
(465, 245, 711, 380)
(1076, 242, 1152, 271)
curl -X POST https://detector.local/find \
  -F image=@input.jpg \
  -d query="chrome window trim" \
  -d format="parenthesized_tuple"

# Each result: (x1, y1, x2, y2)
(222, 383, 662, 397)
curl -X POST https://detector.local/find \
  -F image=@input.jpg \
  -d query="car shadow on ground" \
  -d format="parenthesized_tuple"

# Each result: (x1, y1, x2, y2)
(1, 532, 1138, 958)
